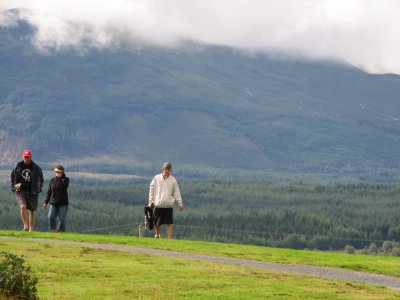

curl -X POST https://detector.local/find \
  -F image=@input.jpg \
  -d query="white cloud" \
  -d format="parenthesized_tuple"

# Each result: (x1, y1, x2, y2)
(0, 0, 399, 74)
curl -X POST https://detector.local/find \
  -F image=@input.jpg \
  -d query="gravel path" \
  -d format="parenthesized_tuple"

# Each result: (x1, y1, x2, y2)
(2, 236, 400, 291)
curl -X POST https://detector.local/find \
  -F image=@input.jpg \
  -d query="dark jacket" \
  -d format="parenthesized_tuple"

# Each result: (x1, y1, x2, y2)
(11, 161, 44, 195)
(45, 175, 69, 206)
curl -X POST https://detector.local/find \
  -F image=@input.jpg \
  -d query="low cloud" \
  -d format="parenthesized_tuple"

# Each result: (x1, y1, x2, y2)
(1, 0, 400, 74)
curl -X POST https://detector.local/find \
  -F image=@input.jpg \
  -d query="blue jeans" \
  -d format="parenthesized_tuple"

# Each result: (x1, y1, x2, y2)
(48, 205, 68, 232)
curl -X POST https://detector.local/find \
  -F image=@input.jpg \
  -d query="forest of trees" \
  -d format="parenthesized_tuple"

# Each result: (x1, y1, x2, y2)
(1, 180, 399, 251)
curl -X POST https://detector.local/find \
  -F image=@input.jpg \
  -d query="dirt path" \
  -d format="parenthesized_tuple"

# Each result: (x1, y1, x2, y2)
(2, 236, 400, 291)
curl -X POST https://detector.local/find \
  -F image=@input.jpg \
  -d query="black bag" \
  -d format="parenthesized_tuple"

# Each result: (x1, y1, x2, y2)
(144, 206, 154, 230)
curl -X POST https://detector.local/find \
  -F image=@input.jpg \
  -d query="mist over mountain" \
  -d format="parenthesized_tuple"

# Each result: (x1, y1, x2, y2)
(1, 9, 400, 181)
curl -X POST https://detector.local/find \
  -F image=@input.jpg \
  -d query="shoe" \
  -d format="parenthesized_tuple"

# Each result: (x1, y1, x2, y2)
(21, 228, 28, 231)
(154, 234, 160, 238)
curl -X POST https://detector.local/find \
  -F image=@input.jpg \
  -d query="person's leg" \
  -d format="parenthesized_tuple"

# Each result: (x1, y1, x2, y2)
(166, 208, 174, 239)
(167, 224, 173, 239)
(48, 205, 58, 231)
(155, 225, 161, 237)
(26, 195, 38, 232)
(57, 205, 68, 232)
(28, 210, 35, 232)
(154, 208, 161, 237)
(20, 205, 29, 230)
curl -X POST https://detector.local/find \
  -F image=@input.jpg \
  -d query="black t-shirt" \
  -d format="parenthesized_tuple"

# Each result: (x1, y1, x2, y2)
(20, 163, 33, 192)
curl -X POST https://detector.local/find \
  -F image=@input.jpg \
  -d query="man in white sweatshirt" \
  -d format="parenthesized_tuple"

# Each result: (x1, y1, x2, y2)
(148, 162, 184, 239)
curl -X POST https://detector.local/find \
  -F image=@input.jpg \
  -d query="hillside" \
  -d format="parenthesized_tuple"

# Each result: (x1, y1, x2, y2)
(1, 8, 400, 181)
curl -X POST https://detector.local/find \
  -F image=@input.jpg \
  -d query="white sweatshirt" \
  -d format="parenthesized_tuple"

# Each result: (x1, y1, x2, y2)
(148, 174, 183, 208)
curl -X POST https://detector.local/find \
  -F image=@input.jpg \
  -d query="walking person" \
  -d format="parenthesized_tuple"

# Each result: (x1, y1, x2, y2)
(11, 149, 44, 232)
(43, 165, 69, 232)
(148, 162, 184, 239)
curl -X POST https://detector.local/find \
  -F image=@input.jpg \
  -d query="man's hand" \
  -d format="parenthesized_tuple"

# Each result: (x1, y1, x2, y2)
(14, 183, 22, 192)
(43, 203, 48, 209)
(178, 204, 184, 212)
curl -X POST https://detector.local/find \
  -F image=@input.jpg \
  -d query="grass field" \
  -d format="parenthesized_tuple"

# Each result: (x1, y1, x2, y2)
(1, 231, 400, 299)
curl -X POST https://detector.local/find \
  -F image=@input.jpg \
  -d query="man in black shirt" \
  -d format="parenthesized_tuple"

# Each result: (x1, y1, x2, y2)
(11, 149, 43, 232)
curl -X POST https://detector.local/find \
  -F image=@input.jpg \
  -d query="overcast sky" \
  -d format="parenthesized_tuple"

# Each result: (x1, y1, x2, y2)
(1, 0, 399, 74)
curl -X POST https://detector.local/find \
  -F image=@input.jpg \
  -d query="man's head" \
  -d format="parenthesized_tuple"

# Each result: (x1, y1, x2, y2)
(162, 162, 172, 178)
(22, 149, 32, 165)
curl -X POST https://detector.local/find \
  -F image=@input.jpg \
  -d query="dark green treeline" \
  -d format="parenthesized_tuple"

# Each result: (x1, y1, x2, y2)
(1, 181, 399, 250)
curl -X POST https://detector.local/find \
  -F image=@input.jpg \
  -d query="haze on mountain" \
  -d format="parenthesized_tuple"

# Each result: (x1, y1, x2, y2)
(0, 6, 400, 182)
(1, 0, 400, 74)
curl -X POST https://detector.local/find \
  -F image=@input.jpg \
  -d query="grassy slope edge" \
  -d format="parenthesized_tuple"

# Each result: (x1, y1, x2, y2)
(1, 230, 400, 276)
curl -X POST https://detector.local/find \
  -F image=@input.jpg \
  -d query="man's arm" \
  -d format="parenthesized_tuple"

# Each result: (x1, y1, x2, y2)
(10, 168, 16, 192)
(173, 181, 183, 209)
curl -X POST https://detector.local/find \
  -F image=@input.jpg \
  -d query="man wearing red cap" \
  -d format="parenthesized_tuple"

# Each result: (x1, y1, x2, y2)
(11, 149, 44, 232)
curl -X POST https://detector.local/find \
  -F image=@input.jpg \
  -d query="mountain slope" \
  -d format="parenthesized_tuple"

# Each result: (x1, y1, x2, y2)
(1, 9, 400, 181)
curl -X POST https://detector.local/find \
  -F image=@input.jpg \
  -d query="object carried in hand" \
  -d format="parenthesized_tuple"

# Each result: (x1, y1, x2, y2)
(14, 183, 22, 192)
(144, 206, 154, 230)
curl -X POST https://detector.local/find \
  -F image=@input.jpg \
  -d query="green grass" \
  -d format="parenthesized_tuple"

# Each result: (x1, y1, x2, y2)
(2, 230, 400, 276)
(1, 230, 400, 299)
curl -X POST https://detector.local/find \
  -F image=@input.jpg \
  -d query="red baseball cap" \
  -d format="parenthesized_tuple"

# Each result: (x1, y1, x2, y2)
(22, 149, 32, 158)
